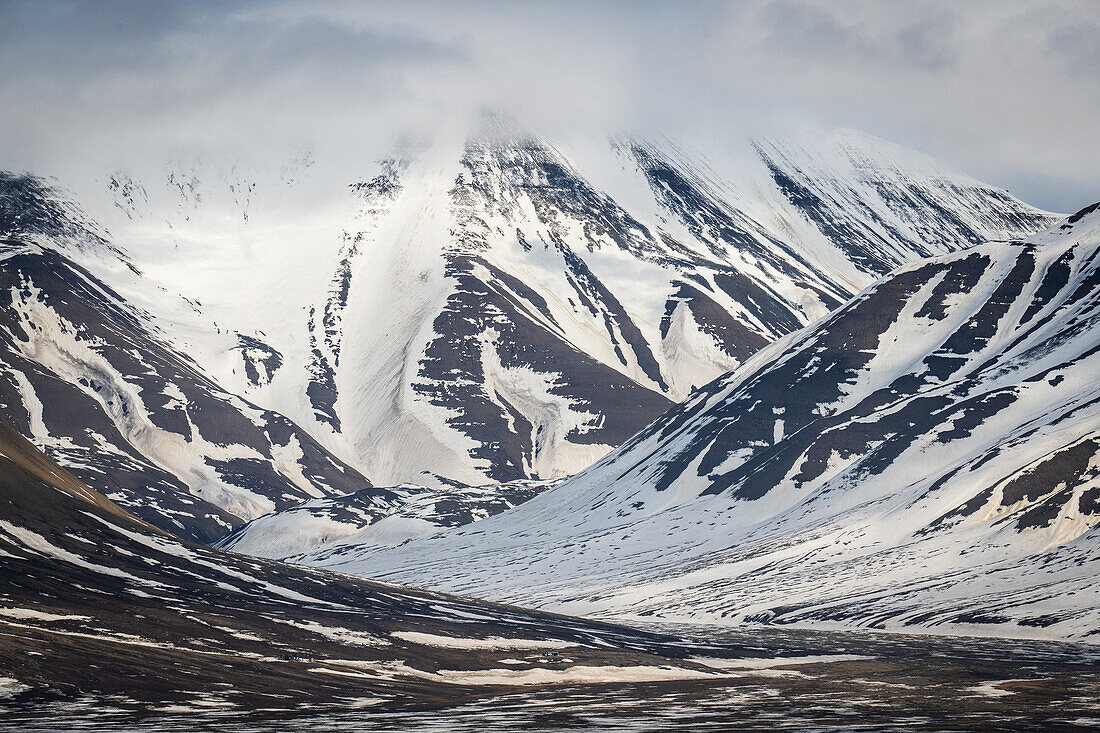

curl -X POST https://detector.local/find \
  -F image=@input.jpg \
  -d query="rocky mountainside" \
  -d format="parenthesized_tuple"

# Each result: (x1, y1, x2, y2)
(0, 422, 760, 717)
(314, 205, 1100, 641)
(78, 121, 1057, 490)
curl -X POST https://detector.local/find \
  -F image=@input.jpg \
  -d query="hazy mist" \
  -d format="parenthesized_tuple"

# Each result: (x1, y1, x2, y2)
(1, 0, 1096, 211)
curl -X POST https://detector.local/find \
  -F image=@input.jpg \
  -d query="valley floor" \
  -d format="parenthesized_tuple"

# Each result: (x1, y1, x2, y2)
(4, 623, 1099, 732)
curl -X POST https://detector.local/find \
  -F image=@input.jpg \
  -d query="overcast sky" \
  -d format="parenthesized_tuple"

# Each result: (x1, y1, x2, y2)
(1, 0, 1096, 212)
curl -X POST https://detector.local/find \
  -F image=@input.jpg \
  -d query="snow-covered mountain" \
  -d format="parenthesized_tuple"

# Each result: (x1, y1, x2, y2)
(77, 119, 1056, 490)
(310, 204, 1100, 641)
(0, 173, 375, 543)
(0, 120, 1056, 548)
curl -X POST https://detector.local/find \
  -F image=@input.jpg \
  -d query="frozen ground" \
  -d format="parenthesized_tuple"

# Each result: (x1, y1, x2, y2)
(4, 624, 1099, 732)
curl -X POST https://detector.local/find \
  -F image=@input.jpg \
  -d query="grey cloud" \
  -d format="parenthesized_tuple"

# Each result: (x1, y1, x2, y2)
(756, 0, 957, 72)
(758, 0, 878, 61)
(894, 11, 958, 72)
(1046, 22, 1100, 85)
(2, 3, 467, 100)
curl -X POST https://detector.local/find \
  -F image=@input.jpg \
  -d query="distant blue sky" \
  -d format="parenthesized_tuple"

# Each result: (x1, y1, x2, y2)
(0, 0, 1096, 211)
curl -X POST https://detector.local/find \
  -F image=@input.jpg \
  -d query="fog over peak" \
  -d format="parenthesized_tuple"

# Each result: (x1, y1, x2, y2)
(1, 0, 1096, 212)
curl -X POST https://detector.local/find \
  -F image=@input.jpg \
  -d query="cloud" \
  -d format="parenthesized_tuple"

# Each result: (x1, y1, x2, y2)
(1045, 21, 1100, 83)
(753, 0, 958, 71)
(0, 0, 1096, 212)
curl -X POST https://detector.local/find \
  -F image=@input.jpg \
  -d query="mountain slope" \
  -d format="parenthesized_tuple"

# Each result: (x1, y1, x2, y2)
(82, 122, 1057, 488)
(0, 422, 756, 716)
(217, 477, 558, 559)
(0, 173, 375, 543)
(312, 204, 1100, 641)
